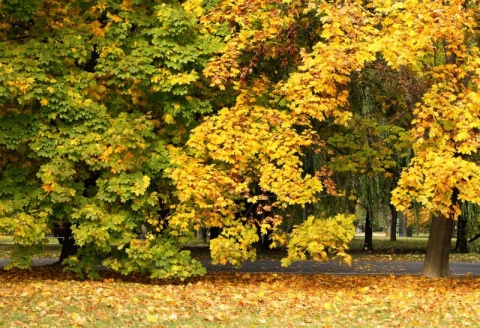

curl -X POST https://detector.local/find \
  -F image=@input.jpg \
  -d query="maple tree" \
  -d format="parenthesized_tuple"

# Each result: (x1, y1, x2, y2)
(389, 1, 480, 277)
(168, 0, 364, 267)
(0, 0, 219, 279)
(171, 0, 480, 277)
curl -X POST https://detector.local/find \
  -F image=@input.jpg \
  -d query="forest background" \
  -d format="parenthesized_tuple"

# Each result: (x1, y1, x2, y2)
(1, 0, 480, 279)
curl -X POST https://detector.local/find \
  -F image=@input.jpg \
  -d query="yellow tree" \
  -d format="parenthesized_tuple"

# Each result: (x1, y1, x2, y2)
(0, 0, 220, 279)
(385, 1, 480, 277)
(310, 0, 480, 277)
(169, 0, 362, 266)
(173, 0, 480, 276)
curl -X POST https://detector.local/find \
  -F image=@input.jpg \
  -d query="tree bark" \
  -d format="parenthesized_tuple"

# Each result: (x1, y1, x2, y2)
(209, 227, 221, 240)
(454, 213, 468, 253)
(423, 215, 454, 277)
(196, 227, 207, 243)
(59, 223, 79, 262)
(389, 203, 397, 242)
(363, 207, 373, 251)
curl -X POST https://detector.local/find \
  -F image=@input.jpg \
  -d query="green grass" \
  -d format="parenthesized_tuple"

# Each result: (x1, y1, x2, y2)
(348, 235, 431, 251)
(0, 235, 62, 259)
(0, 235, 61, 245)
(347, 235, 480, 262)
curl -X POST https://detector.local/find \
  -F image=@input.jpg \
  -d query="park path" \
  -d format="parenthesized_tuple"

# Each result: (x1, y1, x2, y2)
(202, 259, 480, 276)
(1, 258, 479, 276)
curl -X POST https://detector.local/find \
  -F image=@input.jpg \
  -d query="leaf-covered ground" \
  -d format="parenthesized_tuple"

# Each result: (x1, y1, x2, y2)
(0, 268, 479, 327)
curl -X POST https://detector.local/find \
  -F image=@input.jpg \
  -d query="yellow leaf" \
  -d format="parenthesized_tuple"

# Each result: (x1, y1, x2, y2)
(146, 314, 158, 323)
(164, 113, 176, 124)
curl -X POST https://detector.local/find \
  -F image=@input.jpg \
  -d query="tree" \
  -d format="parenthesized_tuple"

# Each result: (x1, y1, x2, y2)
(0, 0, 219, 279)
(176, 0, 480, 276)
(168, 0, 359, 266)
(277, 0, 480, 277)
(390, 1, 480, 277)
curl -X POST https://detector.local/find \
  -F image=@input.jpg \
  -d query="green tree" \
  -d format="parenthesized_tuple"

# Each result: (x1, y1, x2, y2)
(0, 0, 219, 279)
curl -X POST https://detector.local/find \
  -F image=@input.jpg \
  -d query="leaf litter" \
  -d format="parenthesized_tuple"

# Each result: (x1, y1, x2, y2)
(0, 267, 479, 327)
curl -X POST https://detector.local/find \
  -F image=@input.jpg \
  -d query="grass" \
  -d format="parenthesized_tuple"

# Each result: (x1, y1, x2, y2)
(0, 236, 62, 260)
(0, 235, 60, 245)
(347, 235, 480, 263)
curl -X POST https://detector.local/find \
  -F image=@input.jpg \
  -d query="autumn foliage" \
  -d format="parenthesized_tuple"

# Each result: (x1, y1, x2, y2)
(1, 0, 480, 278)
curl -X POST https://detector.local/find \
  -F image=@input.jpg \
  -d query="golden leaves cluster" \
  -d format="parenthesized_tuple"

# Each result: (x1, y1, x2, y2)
(282, 214, 356, 267)
(168, 103, 323, 265)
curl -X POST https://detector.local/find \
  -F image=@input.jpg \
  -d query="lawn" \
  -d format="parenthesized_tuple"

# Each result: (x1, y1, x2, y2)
(0, 235, 62, 260)
(347, 235, 480, 263)
(0, 268, 479, 327)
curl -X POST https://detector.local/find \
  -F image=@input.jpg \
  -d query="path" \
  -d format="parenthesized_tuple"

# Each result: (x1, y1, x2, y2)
(202, 260, 480, 276)
(1, 258, 479, 276)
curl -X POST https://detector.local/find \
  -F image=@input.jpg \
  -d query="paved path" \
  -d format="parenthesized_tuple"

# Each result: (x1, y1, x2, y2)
(1, 258, 479, 276)
(203, 260, 480, 276)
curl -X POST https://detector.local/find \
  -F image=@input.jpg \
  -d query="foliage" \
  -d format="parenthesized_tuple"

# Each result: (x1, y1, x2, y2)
(168, 0, 375, 266)
(282, 214, 355, 266)
(103, 236, 206, 280)
(0, 0, 219, 278)
(182, 0, 480, 272)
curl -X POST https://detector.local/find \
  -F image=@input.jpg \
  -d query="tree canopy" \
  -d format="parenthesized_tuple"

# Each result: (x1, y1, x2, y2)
(1, 0, 480, 278)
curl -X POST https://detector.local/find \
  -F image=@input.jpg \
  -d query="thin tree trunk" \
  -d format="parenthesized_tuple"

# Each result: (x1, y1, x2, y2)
(59, 223, 79, 262)
(454, 213, 468, 253)
(423, 215, 454, 277)
(196, 227, 207, 243)
(363, 207, 373, 251)
(209, 227, 221, 240)
(303, 203, 311, 221)
(399, 214, 407, 237)
(389, 203, 397, 242)
(261, 228, 273, 250)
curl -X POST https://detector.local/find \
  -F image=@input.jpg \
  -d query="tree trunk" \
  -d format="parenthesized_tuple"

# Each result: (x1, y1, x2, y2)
(196, 227, 207, 243)
(59, 223, 79, 262)
(399, 214, 407, 237)
(423, 215, 454, 277)
(303, 203, 312, 221)
(389, 203, 397, 242)
(363, 207, 373, 251)
(209, 227, 221, 240)
(259, 228, 273, 250)
(454, 213, 468, 253)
